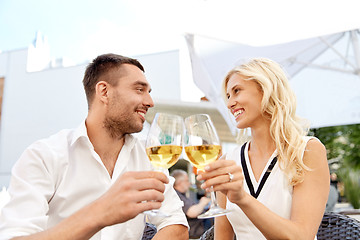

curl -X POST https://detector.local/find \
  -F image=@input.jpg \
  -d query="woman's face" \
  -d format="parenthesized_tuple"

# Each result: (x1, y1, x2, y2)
(226, 73, 266, 129)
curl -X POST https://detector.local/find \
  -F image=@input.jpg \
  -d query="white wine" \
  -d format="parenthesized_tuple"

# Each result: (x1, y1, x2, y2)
(185, 145, 222, 170)
(146, 145, 183, 169)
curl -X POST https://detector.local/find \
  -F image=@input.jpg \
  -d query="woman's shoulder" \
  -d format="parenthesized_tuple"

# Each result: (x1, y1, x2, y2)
(303, 136, 325, 151)
(303, 136, 327, 168)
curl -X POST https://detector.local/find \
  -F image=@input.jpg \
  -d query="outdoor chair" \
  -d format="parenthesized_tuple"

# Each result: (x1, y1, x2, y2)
(199, 212, 360, 240)
(317, 212, 360, 239)
(141, 223, 157, 240)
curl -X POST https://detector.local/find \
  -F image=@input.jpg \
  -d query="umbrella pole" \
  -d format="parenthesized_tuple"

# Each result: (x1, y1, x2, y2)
(350, 30, 360, 76)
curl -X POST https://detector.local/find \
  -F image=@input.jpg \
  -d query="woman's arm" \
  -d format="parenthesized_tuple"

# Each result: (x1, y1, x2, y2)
(199, 139, 329, 240)
(288, 139, 330, 238)
(214, 192, 234, 240)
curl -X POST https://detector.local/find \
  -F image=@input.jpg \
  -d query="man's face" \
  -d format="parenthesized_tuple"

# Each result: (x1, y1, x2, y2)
(178, 174, 191, 193)
(103, 64, 154, 139)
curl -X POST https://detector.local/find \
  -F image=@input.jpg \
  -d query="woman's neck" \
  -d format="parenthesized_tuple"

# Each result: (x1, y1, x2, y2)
(249, 123, 276, 160)
(247, 124, 277, 181)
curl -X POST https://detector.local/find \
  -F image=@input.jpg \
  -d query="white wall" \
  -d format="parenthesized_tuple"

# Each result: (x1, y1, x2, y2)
(0, 48, 181, 187)
(0, 52, 8, 76)
(136, 51, 180, 101)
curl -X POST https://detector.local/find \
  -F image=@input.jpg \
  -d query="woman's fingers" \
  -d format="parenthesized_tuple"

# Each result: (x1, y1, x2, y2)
(205, 159, 236, 171)
(198, 160, 241, 180)
(199, 165, 235, 180)
(196, 160, 243, 192)
(201, 170, 242, 190)
(197, 161, 234, 180)
(195, 159, 247, 204)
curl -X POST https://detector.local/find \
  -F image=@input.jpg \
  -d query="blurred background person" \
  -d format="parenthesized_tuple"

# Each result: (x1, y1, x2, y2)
(330, 172, 342, 202)
(171, 169, 211, 239)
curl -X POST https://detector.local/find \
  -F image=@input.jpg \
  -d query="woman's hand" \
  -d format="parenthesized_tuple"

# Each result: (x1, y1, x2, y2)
(197, 158, 246, 205)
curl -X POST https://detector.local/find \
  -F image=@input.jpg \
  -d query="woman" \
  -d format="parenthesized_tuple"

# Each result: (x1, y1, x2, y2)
(198, 58, 329, 239)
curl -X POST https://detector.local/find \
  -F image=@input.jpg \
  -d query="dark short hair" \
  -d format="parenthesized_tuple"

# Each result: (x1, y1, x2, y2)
(83, 53, 144, 107)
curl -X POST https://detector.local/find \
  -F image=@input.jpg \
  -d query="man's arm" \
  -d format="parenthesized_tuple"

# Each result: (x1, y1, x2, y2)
(186, 196, 210, 218)
(152, 224, 188, 240)
(11, 171, 169, 240)
(12, 202, 102, 240)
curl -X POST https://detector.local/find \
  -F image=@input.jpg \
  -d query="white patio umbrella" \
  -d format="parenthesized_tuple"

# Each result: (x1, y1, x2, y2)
(185, 29, 360, 135)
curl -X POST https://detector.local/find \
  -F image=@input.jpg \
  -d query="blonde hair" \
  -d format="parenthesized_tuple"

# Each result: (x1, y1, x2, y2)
(223, 58, 310, 185)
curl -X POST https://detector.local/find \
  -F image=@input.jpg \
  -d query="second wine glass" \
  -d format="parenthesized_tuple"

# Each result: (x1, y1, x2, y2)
(145, 112, 184, 217)
(184, 114, 230, 219)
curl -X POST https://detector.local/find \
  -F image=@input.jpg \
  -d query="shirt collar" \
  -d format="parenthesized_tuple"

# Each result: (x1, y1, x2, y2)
(70, 120, 138, 149)
(70, 120, 90, 147)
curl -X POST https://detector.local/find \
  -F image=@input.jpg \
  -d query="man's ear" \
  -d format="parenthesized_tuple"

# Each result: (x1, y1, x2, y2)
(95, 81, 109, 104)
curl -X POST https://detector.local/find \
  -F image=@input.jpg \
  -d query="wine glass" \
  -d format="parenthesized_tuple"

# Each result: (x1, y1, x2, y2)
(145, 112, 184, 217)
(184, 114, 230, 219)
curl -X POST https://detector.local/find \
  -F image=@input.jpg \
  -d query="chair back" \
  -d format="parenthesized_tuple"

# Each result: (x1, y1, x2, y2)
(199, 212, 360, 240)
(142, 223, 157, 240)
(199, 225, 214, 240)
(317, 212, 360, 240)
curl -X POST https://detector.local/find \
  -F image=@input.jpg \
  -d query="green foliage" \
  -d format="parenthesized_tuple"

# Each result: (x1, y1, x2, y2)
(311, 124, 360, 169)
(311, 124, 360, 209)
(338, 167, 360, 209)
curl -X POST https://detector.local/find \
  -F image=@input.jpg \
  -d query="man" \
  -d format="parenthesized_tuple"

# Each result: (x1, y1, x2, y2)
(171, 170, 210, 239)
(0, 54, 188, 239)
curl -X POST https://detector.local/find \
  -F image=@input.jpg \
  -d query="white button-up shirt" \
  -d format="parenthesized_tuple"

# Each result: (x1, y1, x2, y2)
(0, 122, 188, 240)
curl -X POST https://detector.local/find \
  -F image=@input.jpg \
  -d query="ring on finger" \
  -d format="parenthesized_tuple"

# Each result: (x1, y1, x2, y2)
(227, 172, 234, 182)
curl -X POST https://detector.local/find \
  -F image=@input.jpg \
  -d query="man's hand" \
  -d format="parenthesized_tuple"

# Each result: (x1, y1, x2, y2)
(12, 171, 170, 240)
(94, 171, 169, 227)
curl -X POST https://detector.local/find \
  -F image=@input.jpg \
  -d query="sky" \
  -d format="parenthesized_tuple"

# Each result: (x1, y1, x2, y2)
(0, 0, 188, 63)
(0, 0, 208, 101)
(1, 0, 360, 102)
(2, 0, 360, 64)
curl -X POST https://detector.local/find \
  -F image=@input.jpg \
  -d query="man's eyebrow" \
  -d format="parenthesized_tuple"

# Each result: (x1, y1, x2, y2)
(134, 81, 152, 93)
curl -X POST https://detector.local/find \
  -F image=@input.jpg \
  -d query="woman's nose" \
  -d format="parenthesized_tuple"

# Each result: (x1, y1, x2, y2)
(227, 96, 235, 110)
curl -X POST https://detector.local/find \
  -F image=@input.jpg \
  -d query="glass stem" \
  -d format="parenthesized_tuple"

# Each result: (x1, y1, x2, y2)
(210, 186, 218, 208)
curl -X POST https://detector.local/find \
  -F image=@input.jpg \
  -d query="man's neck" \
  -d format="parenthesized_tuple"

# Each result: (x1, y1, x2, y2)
(85, 118, 126, 177)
